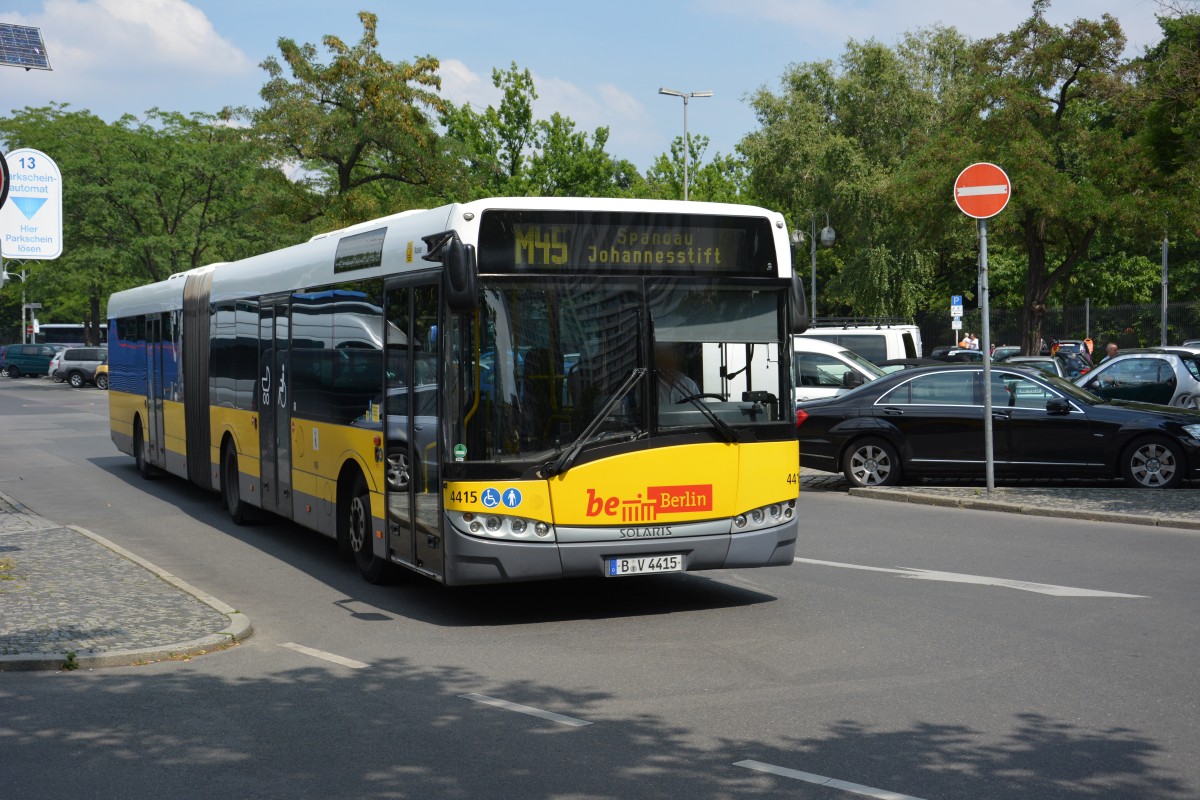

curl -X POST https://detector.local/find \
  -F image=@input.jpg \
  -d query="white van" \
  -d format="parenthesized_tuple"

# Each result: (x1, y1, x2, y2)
(793, 337, 886, 404)
(797, 320, 923, 364)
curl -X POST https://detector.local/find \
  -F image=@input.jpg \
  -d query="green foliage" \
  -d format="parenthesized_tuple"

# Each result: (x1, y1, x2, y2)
(441, 61, 635, 198)
(4, 7, 1198, 345)
(250, 11, 446, 225)
(1, 105, 295, 341)
(743, 28, 973, 318)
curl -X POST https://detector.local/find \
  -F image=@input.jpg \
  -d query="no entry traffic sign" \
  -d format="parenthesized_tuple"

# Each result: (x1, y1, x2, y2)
(953, 162, 1011, 219)
(0, 149, 9, 210)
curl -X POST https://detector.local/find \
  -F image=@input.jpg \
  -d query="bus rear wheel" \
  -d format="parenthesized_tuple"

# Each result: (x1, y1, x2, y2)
(222, 443, 254, 524)
(343, 472, 391, 584)
(133, 422, 155, 479)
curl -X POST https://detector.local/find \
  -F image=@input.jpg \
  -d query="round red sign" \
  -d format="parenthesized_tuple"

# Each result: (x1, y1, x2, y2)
(0, 150, 9, 210)
(953, 162, 1011, 219)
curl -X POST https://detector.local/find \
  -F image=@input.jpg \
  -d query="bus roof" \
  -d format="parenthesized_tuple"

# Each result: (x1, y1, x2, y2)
(107, 198, 790, 319)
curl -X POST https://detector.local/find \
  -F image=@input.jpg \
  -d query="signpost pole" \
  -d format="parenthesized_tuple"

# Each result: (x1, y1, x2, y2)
(954, 162, 1010, 497)
(979, 219, 994, 494)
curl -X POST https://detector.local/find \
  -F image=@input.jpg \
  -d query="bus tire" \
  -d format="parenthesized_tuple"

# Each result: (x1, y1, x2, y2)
(222, 442, 254, 525)
(133, 422, 155, 479)
(343, 471, 391, 584)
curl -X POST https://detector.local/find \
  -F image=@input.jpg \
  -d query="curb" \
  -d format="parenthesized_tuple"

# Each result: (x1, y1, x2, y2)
(0, 522, 252, 672)
(848, 487, 1200, 532)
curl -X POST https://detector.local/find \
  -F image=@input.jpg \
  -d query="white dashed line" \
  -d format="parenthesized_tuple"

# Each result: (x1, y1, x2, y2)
(735, 760, 928, 800)
(460, 693, 592, 727)
(279, 642, 370, 669)
(795, 558, 1146, 597)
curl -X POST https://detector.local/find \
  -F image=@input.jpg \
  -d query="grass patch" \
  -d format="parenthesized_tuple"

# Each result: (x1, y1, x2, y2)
(0, 556, 16, 580)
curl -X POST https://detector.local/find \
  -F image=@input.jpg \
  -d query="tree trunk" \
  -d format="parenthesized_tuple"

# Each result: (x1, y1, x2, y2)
(1021, 211, 1049, 355)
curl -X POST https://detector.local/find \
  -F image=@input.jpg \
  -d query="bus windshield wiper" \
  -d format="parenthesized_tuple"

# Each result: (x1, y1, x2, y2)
(673, 391, 739, 444)
(545, 368, 646, 478)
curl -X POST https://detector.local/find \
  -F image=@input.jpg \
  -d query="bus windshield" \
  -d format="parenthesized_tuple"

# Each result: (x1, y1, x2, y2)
(454, 276, 787, 466)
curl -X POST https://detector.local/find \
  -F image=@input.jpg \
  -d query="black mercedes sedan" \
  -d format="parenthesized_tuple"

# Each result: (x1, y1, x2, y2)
(795, 364, 1200, 489)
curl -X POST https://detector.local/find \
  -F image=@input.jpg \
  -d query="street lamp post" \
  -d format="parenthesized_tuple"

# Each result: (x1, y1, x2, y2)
(658, 87, 712, 201)
(790, 213, 835, 320)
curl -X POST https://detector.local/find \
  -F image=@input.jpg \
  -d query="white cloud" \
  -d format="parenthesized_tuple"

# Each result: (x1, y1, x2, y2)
(436, 60, 661, 158)
(437, 58, 500, 110)
(35, 0, 252, 75)
(2, 0, 256, 119)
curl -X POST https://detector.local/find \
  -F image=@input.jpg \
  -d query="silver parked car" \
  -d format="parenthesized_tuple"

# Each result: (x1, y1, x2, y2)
(58, 346, 108, 388)
(1075, 349, 1200, 409)
(47, 347, 70, 382)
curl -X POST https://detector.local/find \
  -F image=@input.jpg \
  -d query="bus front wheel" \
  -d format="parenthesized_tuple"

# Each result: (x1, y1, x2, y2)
(343, 472, 391, 584)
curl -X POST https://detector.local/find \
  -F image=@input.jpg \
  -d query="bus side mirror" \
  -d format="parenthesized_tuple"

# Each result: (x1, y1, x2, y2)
(443, 238, 478, 315)
(790, 274, 809, 334)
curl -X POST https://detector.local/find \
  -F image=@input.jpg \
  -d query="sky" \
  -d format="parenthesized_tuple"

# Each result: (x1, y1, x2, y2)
(0, 0, 1175, 173)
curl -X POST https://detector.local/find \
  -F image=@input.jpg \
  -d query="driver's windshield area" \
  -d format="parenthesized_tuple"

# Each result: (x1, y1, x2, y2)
(650, 282, 784, 432)
(454, 277, 787, 466)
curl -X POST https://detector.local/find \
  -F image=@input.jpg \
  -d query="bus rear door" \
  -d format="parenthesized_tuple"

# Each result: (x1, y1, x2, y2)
(259, 298, 293, 516)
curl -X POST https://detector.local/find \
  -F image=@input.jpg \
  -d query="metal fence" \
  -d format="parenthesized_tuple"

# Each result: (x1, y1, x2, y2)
(916, 302, 1200, 353)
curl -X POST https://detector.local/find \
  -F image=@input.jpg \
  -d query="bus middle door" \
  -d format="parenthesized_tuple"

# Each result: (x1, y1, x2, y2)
(259, 299, 292, 516)
(145, 313, 167, 469)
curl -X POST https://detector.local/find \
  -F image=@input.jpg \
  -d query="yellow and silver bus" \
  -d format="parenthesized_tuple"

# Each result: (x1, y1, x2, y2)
(107, 197, 807, 586)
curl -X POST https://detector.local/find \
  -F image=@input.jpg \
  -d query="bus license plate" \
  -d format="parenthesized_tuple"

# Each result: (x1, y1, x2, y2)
(607, 554, 683, 577)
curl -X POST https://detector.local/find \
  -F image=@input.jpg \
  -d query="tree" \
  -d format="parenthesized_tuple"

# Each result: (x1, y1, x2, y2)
(743, 28, 972, 319)
(919, 2, 1157, 354)
(0, 105, 293, 342)
(441, 62, 633, 198)
(642, 135, 751, 202)
(250, 11, 446, 225)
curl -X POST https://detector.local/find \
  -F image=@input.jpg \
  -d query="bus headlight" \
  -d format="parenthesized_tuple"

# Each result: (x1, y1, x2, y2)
(449, 511, 556, 542)
(735, 499, 795, 532)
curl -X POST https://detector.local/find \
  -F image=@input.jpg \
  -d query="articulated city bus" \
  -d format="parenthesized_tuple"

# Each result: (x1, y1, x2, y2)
(106, 197, 807, 586)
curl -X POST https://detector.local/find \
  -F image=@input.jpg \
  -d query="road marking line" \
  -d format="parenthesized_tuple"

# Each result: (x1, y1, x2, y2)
(279, 642, 370, 669)
(794, 558, 1145, 598)
(735, 760, 928, 799)
(460, 693, 592, 727)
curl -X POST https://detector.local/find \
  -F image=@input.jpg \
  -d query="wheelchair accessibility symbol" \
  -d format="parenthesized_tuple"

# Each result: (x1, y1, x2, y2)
(481, 488, 501, 508)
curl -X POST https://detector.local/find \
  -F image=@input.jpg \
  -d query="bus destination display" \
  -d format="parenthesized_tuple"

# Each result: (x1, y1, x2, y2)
(478, 210, 777, 276)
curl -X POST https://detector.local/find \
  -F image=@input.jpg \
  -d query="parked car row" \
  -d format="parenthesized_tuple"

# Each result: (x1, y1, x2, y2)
(796, 363, 1200, 489)
(2, 343, 108, 388)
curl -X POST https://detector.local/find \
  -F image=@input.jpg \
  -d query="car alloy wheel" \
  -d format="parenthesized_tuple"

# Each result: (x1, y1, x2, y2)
(1122, 436, 1183, 489)
(843, 436, 901, 487)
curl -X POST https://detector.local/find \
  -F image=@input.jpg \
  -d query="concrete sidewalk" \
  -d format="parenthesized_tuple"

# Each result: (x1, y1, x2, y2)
(0, 490, 251, 671)
(802, 470, 1200, 531)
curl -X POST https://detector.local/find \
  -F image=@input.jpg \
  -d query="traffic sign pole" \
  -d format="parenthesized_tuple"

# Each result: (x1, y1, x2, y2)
(979, 218, 994, 493)
(954, 163, 1011, 496)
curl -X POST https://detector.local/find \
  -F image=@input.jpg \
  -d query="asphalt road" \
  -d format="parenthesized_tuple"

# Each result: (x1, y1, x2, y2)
(2, 376, 1198, 800)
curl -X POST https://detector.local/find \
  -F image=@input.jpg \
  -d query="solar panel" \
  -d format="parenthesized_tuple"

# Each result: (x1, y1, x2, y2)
(0, 23, 52, 71)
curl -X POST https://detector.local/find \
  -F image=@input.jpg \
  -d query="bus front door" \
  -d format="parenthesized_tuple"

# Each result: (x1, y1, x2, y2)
(384, 282, 444, 580)
(259, 299, 292, 516)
